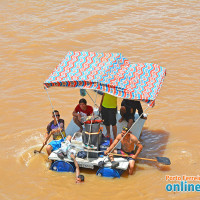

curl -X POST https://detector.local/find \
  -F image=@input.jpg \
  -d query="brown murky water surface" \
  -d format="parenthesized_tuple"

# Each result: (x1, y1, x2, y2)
(0, 0, 200, 199)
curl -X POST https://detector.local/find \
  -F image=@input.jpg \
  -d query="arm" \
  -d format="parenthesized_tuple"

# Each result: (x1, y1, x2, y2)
(43, 129, 57, 145)
(43, 131, 49, 145)
(71, 154, 80, 177)
(55, 120, 64, 132)
(44, 123, 54, 145)
(132, 140, 143, 159)
(72, 108, 81, 121)
(99, 93, 105, 112)
(104, 135, 120, 155)
(72, 109, 79, 117)
(52, 128, 63, 135)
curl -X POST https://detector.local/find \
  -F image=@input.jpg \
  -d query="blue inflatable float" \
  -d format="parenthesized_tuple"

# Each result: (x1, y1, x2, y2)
(50, 161, 125, 178)
(96, 167, 124, 178)
(50, 161, 75, 172)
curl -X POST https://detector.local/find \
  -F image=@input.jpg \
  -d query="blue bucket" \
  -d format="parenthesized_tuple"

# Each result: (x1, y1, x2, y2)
(50, 161, 75, 172)
(96, 167, 124, 178)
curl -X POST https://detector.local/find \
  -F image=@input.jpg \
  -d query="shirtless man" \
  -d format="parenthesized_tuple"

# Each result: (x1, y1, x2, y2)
(104, 127, 143, 175)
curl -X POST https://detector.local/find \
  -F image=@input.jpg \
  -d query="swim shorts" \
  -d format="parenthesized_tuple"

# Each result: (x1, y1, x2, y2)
(49, 138, 65, 151)
(117, 149, 135, 161)
(101, 106, 117, 126)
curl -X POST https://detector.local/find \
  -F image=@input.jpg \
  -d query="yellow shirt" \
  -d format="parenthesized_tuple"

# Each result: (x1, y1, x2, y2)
(53, 131, 66, 140)
(102, 93, 117, 108)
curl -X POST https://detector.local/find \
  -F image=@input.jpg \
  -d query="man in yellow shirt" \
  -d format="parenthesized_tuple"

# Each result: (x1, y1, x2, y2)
(99, 93, 117, 139)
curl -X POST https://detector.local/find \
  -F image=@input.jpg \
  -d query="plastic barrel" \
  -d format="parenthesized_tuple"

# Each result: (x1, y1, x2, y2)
(50, 161, 75, 172)
(96, 167, 124, 178)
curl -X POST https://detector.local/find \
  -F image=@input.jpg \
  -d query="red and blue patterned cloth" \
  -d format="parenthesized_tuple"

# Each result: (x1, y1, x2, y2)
(44, 51, 166, 106)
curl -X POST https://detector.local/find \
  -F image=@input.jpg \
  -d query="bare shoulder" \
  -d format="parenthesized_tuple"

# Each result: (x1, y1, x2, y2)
(116, 133, 122, 140)
(130, 134, 138, 142)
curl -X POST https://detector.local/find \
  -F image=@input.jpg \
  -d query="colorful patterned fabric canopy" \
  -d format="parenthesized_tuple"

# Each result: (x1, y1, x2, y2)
(44, 51, 166, 106)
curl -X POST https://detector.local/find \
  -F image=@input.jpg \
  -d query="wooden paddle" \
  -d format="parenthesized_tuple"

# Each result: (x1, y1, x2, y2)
(111, 153, 171, 165)
(34, 131, 54, 154)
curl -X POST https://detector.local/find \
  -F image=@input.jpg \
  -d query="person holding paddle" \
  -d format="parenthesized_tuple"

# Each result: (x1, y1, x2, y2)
(104, 127, 143, 175)
(44, 110, 66, 156)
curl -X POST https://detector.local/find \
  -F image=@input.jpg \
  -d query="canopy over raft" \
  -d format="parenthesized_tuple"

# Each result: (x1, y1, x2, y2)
(44, 51, 168, 177)
(44, 51, 166, 106)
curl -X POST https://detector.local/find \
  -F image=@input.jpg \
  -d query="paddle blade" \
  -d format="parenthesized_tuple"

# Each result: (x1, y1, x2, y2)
(156, 157, 171, 165)
(34, 150, 39, 154)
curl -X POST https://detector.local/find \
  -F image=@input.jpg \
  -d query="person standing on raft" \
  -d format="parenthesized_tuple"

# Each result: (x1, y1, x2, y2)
(99, 93, 117, 139)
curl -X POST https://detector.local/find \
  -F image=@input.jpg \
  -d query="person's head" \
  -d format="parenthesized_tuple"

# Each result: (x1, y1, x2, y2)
(122, 126, 131, 136)
(52, 110, 60, 119)
(79, 98, 87, 110)
(76, 174, 84, 183)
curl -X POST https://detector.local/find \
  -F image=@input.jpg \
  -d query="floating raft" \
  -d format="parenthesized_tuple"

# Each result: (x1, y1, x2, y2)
(49, 110, 147, 178)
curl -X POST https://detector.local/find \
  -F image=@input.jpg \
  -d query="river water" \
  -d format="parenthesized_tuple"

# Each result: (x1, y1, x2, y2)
(0, 0, 200, 199)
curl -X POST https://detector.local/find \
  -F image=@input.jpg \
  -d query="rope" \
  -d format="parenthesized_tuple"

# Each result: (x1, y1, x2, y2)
(86, 112, 96, 160)
(44, 86, 65, 139)
(86, 90, 99, 108)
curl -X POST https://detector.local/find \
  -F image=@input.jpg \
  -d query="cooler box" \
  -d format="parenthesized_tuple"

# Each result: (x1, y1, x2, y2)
(99, 137, 110, 155)
(100, 137, 110, 151)
(82, 131, 102, 149)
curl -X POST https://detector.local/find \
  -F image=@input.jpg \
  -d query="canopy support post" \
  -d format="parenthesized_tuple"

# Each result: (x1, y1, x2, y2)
(44, 86, 65, 140)
(107, 104, 151, 156)
(86, 90, 99, 108)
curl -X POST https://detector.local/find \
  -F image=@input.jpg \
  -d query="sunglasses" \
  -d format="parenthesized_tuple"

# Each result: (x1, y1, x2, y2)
(53, 114, 60, 117)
